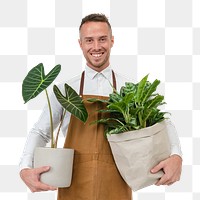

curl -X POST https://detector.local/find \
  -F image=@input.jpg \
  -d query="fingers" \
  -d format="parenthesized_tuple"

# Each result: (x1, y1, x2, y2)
(152, 156, 182, 187)
(155, 174, 169, 186)
(155, 173, 180, 186)
(20, 167, 57, 193)
(35, 166, 51, 174)
(151, 161, 164, 174)
(30, 181, 57, 192)
(32, 167, 57, 192)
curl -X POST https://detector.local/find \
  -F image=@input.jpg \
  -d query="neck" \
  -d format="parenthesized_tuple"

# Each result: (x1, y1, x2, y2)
(87, 64, 109, 73)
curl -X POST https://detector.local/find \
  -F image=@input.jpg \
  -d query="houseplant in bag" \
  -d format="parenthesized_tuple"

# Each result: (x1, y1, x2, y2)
(88, 74, 171, 191)
(22, 63, 88, 188)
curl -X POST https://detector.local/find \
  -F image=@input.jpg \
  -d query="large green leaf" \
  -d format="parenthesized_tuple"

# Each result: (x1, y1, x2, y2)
(53, 84, 88, 123)
(142, 79, 160, 103)
(123, 92, 134, 105)
(135, 74, 148, 103)
(22, 63, 61, 103)
(146, 95, 164, 109)
(87, 98, 109, 104)
(108, 101, 126, 114)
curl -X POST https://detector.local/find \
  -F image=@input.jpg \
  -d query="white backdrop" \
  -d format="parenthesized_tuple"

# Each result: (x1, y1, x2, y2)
(0, 0, 199, 199)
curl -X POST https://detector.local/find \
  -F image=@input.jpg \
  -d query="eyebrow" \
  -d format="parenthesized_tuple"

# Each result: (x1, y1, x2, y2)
(84, 35, 108, 40)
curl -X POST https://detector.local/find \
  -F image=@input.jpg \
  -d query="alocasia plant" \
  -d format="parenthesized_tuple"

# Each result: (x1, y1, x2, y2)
(22, 63, 88, 148)
(88, 74, 168, 135)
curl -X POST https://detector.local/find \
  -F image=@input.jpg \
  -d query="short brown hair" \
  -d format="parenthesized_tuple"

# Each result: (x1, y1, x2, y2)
(79, 13, 112, 34)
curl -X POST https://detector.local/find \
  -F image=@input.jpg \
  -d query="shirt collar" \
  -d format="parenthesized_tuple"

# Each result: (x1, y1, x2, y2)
(85, 65, 112, 80)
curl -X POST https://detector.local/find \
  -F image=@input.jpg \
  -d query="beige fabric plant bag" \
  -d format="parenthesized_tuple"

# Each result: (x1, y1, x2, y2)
(107, 120, 171, 191)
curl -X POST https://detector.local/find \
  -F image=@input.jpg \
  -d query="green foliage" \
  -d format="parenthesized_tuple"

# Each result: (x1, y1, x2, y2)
(88, 74, 168, 135)
(22, 63, 88, 148)
(22, 63, 61, 147)
(22, 63, 61, 103)
(53, 84, 88, 123)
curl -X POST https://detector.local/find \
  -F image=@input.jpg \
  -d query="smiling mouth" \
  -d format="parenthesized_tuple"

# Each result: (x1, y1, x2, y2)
(90, 52, 104, 58)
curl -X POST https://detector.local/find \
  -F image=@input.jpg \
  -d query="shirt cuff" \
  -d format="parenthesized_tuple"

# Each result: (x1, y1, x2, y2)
(170, 144, 183, 158)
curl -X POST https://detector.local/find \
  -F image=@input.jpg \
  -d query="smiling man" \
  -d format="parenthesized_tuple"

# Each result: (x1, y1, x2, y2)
(78, 16, 114, 72)
(20, 13, 182, 200)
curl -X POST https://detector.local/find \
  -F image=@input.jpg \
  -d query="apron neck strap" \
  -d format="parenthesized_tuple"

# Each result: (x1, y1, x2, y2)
(79, 70, 117, 96)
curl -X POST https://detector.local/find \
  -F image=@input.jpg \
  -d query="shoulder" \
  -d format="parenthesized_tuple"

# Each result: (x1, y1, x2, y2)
(113, 71, 134, 91)
(56, 73, 82, 94)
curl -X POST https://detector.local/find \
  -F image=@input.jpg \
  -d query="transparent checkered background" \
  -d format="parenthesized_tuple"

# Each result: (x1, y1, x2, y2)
(0, 0, 199, 199)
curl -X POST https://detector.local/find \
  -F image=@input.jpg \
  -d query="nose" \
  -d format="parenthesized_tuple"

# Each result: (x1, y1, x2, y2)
(93, 40, 100, 50)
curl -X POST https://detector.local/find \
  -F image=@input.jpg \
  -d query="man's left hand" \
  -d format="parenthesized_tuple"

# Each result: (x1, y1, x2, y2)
(151, 154, 182, 186)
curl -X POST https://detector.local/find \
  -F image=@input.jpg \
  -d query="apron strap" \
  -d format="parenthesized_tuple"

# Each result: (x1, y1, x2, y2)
(112, 70, 117, 91)
(79, 70, 117, 96)
(79, 71, 85, 96)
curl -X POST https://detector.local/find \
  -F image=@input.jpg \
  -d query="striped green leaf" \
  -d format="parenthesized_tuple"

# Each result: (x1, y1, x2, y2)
(135, 74, 148, 103)
(22, 63, 61, 103)
(53, 84, 88, 123)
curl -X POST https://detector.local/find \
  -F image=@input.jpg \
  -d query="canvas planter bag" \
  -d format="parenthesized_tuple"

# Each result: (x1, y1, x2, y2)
(107, 120, 171, 191)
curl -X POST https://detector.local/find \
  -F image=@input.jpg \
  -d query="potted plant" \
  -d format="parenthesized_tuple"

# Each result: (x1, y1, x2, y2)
(88, 74, 171, 191)
(22, 63, 88, 188)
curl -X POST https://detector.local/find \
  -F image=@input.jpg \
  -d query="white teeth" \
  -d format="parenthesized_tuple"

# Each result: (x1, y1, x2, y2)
(91, 53, 102, 58)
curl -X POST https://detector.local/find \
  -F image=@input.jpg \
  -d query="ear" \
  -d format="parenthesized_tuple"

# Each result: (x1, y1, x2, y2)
(111, 36, 114, 48)
(78, 39, 82, 49)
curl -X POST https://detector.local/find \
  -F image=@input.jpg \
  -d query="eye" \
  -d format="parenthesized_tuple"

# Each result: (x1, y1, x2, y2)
(99, 37, 107, 43)
(85, 39, 93, 44)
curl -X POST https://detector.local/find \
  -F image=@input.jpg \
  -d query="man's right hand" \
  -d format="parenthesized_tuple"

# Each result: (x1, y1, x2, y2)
(20, 166, 57, 192)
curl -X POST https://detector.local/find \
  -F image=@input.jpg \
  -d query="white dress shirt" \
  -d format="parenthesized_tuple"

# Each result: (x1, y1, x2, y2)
(19, 65, 182, 171)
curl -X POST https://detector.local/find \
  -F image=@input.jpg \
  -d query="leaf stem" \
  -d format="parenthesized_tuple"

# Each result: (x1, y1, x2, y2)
(54, 109, 67, 148)
(45, 89, 54, 148)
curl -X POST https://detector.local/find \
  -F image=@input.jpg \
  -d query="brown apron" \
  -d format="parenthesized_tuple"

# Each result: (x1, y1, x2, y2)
(57, 71, 132, 200)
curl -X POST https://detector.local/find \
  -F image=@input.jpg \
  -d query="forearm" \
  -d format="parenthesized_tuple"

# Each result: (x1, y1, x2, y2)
(19, 130, 49, 171)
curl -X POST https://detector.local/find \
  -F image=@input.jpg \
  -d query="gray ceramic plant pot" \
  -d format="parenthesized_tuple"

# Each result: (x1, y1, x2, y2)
(34, 147, 74, 188)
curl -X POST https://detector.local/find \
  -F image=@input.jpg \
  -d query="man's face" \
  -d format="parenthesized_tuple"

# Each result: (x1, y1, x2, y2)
(79, 22, 114, 72)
